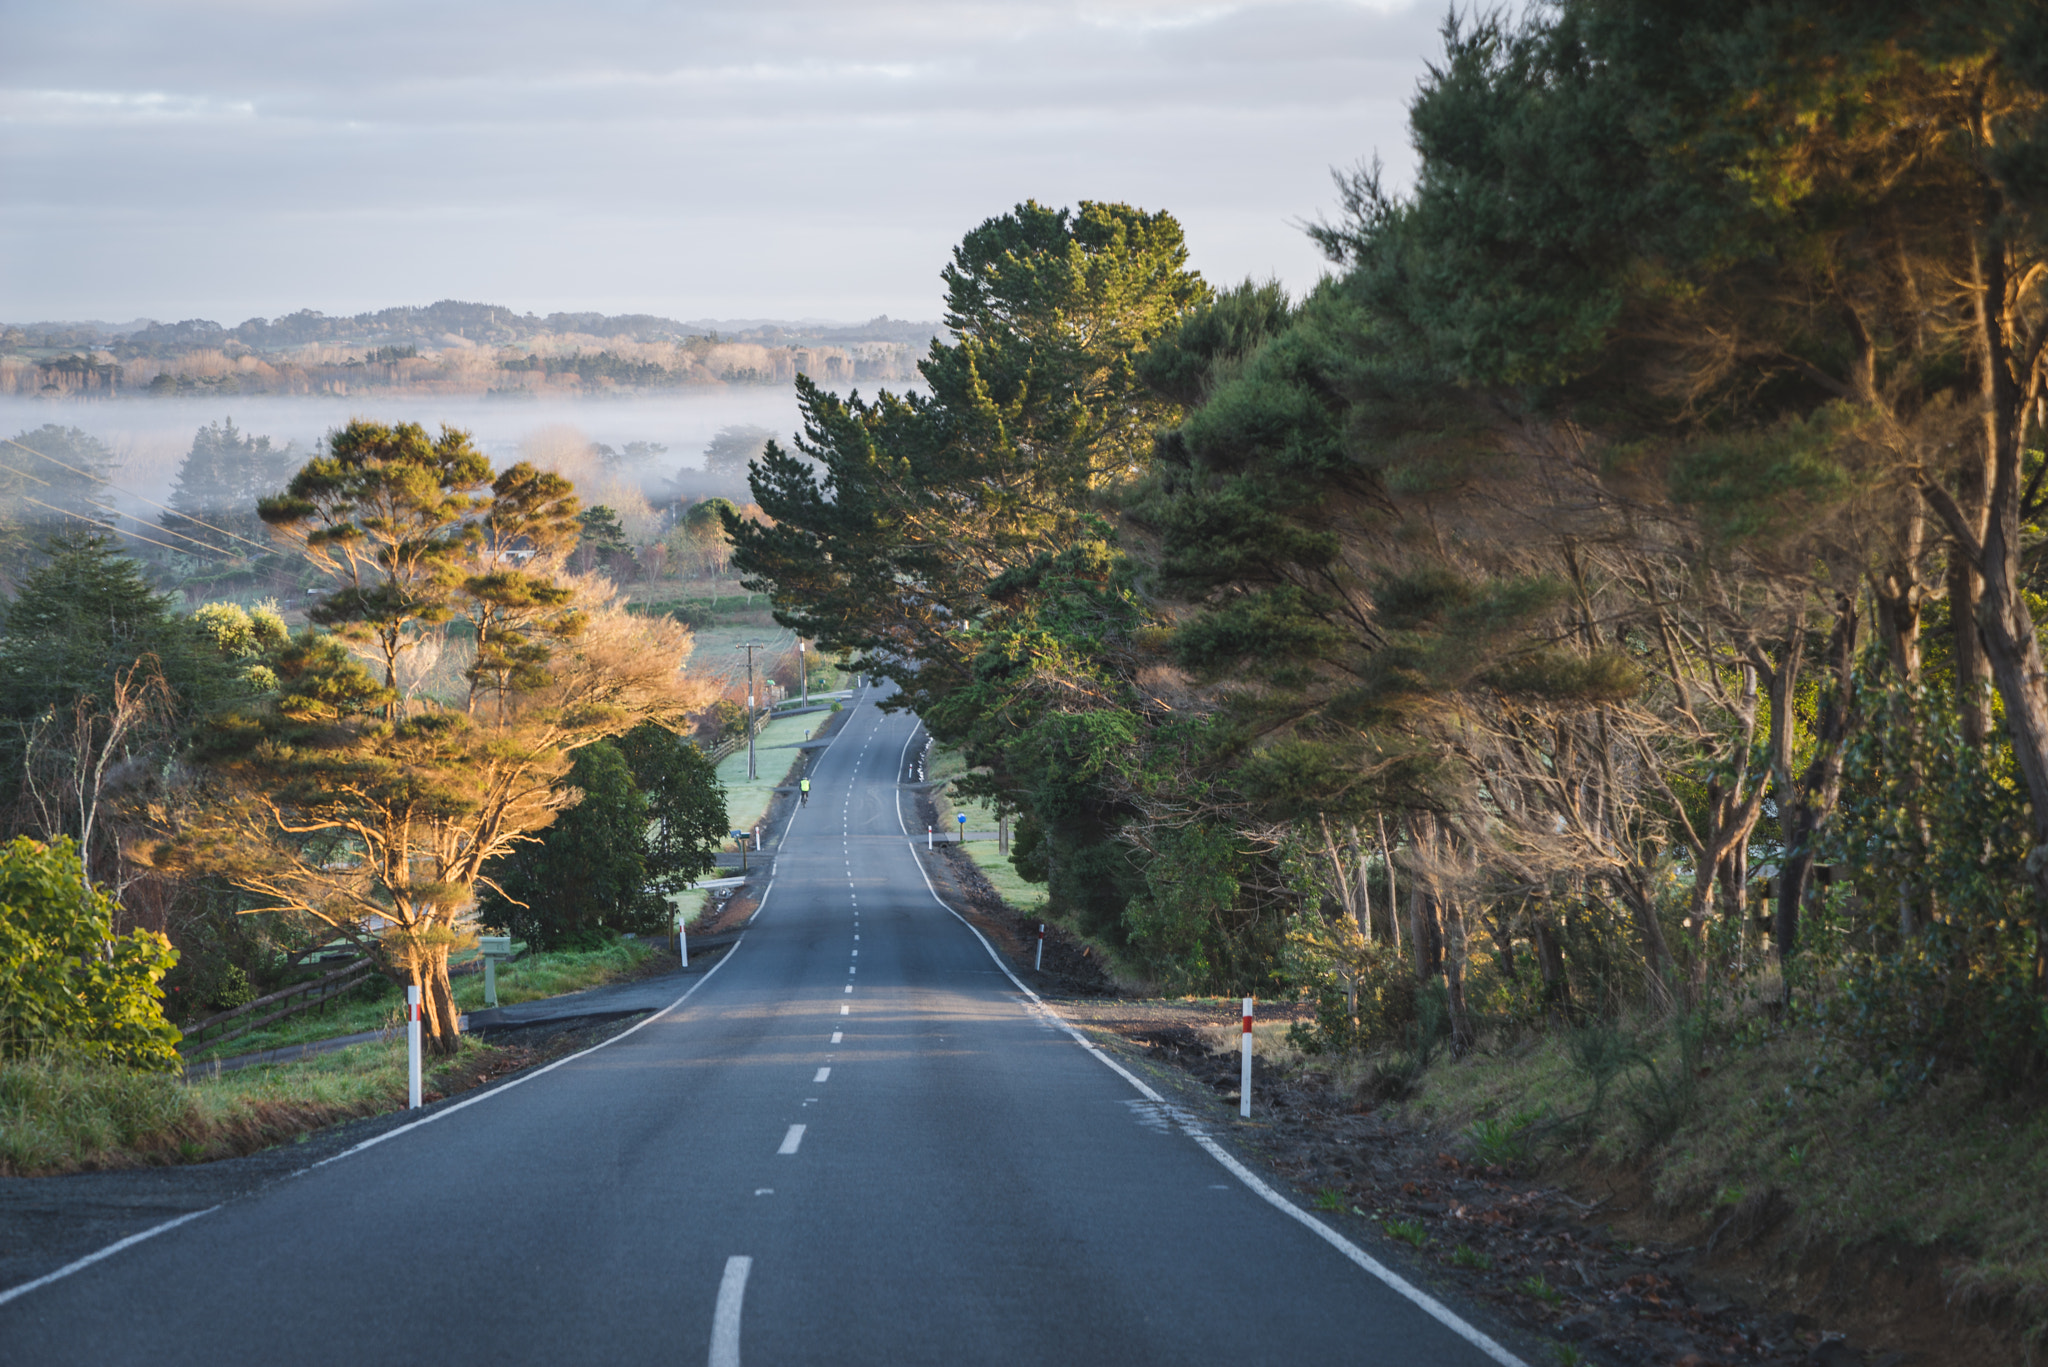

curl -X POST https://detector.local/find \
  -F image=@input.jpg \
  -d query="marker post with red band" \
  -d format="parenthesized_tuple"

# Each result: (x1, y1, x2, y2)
(406, 985, 422, 1110)
(1240, 997, 1254, 1119)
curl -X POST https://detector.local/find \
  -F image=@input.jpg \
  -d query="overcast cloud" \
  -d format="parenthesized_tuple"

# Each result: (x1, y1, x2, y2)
(2, 0, 1445, 325)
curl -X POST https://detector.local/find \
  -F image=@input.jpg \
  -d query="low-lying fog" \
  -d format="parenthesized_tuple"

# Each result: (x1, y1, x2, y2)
(0, 387, 873, 519)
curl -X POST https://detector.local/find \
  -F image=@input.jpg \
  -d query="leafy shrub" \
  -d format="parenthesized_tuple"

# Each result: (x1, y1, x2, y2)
(0, 837, 181, 1069)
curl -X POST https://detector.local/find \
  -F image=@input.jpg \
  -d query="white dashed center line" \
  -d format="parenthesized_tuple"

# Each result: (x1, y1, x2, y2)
(831, 1031, 843, 1043)
(814, 1067, 831, 1083)
(778, 1124, 806, 1155)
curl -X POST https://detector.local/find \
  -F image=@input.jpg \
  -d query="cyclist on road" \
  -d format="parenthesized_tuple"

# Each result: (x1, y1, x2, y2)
(799, 776, 811, 807)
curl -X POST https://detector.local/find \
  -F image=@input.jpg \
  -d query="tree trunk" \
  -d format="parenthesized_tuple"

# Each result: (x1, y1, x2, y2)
(411, 944, 461, 1057)
(1533, 907, 1571, 1016)
(1442, 895, 1474, 1056)
(1379, 813, 1401, 956)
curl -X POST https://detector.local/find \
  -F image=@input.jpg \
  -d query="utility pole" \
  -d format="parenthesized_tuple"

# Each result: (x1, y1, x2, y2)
(736, 642, 762, 779)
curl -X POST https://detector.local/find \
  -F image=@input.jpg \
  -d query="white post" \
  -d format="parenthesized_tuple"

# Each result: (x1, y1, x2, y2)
(679, 915, 690, 968)
(927, 826, 933, 850)
(1036, 923, 1045, 971)
(484, 956, 497, 1009)
(1239, 996, 1254, 1119)
(407, 985, 423, 1110)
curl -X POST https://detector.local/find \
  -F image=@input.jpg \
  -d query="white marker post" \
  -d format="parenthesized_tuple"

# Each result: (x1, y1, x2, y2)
(1036, 923, 1045, 971)
(679, 914, 690, 968)
(406, 985, 422, 1110)
(1239, 996, 1254, 1119)
(927, 826, 933, 850)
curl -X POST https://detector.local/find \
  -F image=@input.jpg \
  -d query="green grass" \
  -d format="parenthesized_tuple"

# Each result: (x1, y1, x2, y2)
(0, 1038, 492, 1175)
(1401, 1018, 2048, 1327)
(1450, 1244, 1493, 1270)
(959, 841, 1048, 917)
(1382, 1217, 1430, 1248)
(179, 940, 653, 1063)
(718, 709, 826, 835)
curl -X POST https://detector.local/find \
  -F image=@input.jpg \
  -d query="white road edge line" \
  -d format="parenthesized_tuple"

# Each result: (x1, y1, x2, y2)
(778, 1124, 806, 1154)
(709, 1254, 752, 1367)
(893, 728, 1527, 1367)
(0, 1207, 218, 1309)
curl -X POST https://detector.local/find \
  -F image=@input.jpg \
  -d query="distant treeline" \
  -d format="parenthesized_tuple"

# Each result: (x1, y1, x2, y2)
(0, 300, 945, 358)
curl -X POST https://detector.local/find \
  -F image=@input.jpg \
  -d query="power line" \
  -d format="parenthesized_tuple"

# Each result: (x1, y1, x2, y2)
(18, 497, 231, 561)
(0, 457, 236, 561)
(1, 435, 277, 555)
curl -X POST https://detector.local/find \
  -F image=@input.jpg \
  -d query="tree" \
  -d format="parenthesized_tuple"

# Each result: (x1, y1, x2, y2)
(729, 202, 1211, 947)
(731, 201, 1207, 715)
(702, 426, 774, 476)
(575, 505, 635, 580)
(163, 418, 299, 551)
(165, 432, 716, 1053)
(478, 741, 653, 950)
(0, 426, 114, 578)
(258, 420, 494, 712)
(0, 835, 180, 1069)
(612, 720, 727, 899)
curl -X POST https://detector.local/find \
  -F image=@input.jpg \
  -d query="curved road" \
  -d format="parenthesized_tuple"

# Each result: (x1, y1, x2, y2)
(0, 689, 1521, 1366)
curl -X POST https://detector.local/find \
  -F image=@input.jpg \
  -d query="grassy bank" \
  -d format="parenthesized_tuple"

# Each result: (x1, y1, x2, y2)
(960, 840, 1047, 918)
(0, 1038, 461, 1176)
(178, 939, 652, 1063)
(1393, 1014, 2048, 1338)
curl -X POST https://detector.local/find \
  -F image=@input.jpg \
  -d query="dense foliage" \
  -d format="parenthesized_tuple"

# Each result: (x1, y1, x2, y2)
(0, 837, 180, 1069)
(729, 5, 2048, 1094)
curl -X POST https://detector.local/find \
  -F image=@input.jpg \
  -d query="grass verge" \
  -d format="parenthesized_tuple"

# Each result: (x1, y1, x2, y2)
(0, 1039, 440, 1176)
(1399, 1017, 2048, 1338)
(178, 939, 652, 1063)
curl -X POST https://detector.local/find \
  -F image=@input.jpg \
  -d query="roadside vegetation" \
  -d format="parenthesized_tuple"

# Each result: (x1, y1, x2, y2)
(0, 1039, 429, 1176)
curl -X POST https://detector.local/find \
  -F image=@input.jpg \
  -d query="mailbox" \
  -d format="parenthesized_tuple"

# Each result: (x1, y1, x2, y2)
(478, 936, 513, 959)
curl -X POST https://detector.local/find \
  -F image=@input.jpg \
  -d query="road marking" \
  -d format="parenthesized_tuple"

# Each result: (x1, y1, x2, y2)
(0, 1207, 220, 1309)
(896, 731, 1529, 1367)
(778, 1124, 806, 1154)
(851, 949, 858, 956)
(844, 985, 852, 993)
(710, 1255, 752, 1367)
(840, 1004, 849, 1015)
(848, 965, 856, 974)
(831, 1031, 843, 1043)
(814, 1066, 831, 1082)
(755, 1188, 773, 1196)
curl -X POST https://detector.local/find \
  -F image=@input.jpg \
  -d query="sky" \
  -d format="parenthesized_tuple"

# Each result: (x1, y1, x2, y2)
(2, 0, 1448, 327)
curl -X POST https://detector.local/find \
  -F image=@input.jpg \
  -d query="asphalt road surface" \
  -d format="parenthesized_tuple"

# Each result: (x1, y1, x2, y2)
(0, 689, 1523, 1366)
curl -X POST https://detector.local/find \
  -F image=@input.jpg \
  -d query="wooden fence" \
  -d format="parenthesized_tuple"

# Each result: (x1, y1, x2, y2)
(177, 956, 378, 1054)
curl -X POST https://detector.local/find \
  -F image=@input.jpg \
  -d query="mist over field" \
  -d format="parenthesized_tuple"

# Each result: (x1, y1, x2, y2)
(0, 388, 829, 518)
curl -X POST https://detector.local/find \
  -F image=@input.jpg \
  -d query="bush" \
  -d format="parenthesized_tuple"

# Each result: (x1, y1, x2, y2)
(479, 742, 665, 951)
(0, 837, 182, 1069)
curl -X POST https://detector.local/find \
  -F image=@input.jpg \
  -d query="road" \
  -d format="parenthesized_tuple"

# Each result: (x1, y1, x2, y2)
(0, 689, 1522, 1366)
